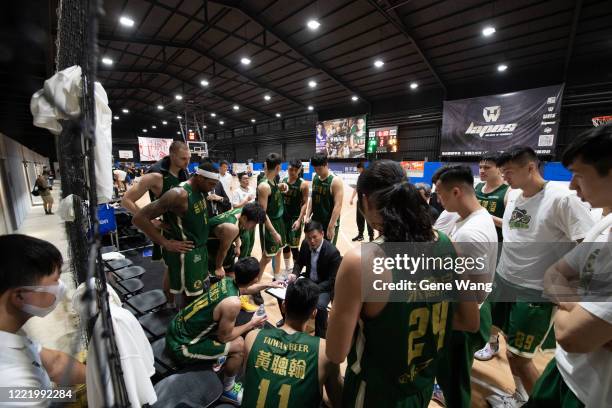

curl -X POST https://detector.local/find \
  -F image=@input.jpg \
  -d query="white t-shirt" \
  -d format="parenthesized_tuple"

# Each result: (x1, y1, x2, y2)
(218, 172, 233, 197)
(0, 331, 52, 407)
(232, 186, 255, 207)
(450, 208, 499, 280)
(113, 169, 127, 181)
(497, 182, 594, 290)
(434, 210, 460, 235)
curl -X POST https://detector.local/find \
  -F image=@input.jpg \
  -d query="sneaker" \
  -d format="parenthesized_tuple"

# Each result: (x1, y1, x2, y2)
(352, 235, 364, 242)
(220, 382, 243, 405)
(431, 383, 446, 406)
(252, 292, 264, 305)
(240, 295, 258, 312)
(276, 318, 285, 327)
(474, 340, 499, 361)
(486, 392, 526, 408)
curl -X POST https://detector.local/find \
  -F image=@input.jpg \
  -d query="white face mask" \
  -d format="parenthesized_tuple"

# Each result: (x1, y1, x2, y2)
(19, 280, 66, 317)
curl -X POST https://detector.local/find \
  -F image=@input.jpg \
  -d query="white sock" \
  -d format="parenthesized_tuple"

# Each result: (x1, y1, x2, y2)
(513, 375, 529, 401)
(489, 334, 499, 344)
(284, 257, 292, 271)
(223, 375, 236, 391)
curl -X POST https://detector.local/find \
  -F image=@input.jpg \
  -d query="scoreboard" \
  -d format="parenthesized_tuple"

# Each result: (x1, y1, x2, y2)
(367, 126, 399, 153)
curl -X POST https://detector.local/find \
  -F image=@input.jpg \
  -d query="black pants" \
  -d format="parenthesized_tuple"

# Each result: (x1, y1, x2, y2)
(278, 288, 331, 338)
(356, 201, 373, 238)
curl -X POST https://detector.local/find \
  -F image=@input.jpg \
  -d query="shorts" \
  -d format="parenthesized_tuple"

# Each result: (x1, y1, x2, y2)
(321, 223, 340, 246)
(239, 229, 255, 258)
(207, 243, 236, 276)
(259, 217, 286, 256)
(163, 246, 209, 296)
(166, 336, 229, 365)
(41, 194, 53, 205)
(343, 371, 432, 408)
(152, 243, 163, 261)
(283, 217, 302, 248)
(524, 359, 584, 408)
(489, 277, 556, 358)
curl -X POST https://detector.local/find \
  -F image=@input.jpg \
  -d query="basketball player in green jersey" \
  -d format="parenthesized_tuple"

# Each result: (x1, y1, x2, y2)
(243, 278, 343, 408)
(165, 257, 282, 405)
(133, 162, 218, 302)
(326, 160, 479, 407)
(281, 159, 309, 275)
(257, 153, 286, 283)
(307, 153, 343, 245)
(122, 141, 190, 306)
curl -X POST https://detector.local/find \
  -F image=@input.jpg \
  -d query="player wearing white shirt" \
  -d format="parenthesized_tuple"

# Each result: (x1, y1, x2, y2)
(232, 171, 256, 208)
(432, 165, 498, 408)
(526, 125, 612, 408)
(485, 147, 595, 408)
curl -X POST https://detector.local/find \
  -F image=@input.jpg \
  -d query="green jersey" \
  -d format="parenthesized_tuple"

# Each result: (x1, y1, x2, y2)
(165, 182, 210, 247)
(243, 328, 321, 408)
(475, 182, 509, 242)
(207, 208, 243, 274)
(259, 177, 284, 220)
(166, 277, 240, 347)
(311, 173, 336, 227)
(282, 177, 304, 220)
(345, 232, 456, 401)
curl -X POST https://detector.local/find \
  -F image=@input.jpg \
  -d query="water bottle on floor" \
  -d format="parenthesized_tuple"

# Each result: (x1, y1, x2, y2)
(255, 304, 266, 328)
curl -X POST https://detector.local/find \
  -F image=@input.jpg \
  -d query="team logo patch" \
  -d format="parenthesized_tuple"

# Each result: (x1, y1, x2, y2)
(193, 253, 202, 263)
(483, 105, 501, 122)
(194, 280, 203, 289)
(509, 208, 531, 229)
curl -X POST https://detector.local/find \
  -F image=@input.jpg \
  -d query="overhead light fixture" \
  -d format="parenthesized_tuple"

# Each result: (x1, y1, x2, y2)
(113, 115, 119, 120)
(482, 26, 496, 37)
(497, 63, 508, 72)
(203, 125, 207, 129)
(176, 131, 181, 135)
(351, 95, 359, 101)
(175, 94, 183, 100)
(151, 125, 157, 129)
(119, 16, 135, 27)
(122, 108, 129, 113)
(308, 80, 317, 88)
(142, 129, 148, 133)
(157, 104, 164, 110)
(200, 79, 209, 87)
(211, 113, 216, 117)
(219, 120, 224, 125)
(102, 57, 113, 66)
(307, 19, 320, 30)
(308, 105, 314, 111)
(162, 121, 167, 125)
(240, 57, 251, 65)
(264, 94, 271, 101)
(233, 105, 239, 110)
(251, 118, 256, 123)
(188, 129, 192, 132)
(276, 113, 281, 118)
(374, 59, 384, 68)
(410, 82, 418, 89)
(176, 115, 182, 119)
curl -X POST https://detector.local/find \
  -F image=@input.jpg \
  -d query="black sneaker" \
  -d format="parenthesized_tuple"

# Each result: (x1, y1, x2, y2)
(252, 292, 264, 305)
(276, 319, 285, 327)
(351, 235, 364, 242)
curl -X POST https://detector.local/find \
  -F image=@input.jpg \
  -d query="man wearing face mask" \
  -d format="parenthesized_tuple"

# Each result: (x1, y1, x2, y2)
(0, 234, 86, 404)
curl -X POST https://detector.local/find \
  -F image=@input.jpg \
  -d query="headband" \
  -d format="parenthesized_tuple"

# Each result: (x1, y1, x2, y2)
(196, 168, 220, 180)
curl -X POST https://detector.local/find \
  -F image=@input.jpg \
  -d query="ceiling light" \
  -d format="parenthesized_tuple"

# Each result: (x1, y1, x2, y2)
(203, 125, 207, 129)
(119, 16, 135, 27)
(307, 19, 320, 30)
(157, 104, 164, 110)
(264, 95, 271, 101)
(162, 121, 167, 125)
(200, 79, 209, 87)
(121, 108, 129, 114)
(113, 116, 119, 120)
(219, 120, 224, 125)
(374, 59, 384, 68)
(308, 105, 314, 111)
(276, 113, 281, 118)
(251, 118, 256, 123)
(188, 129, 192, 132)
(102, 57, 113, 66)
(151, 125, 157, 129)
(211, 113, 216, 117)
(410, 82, 418, 89)
(240, 57, 251, 65)
(142, 129, 148, 133)
(176, 115, 182, 119)
(233, 105, 239, 110)
(175, 94, 183, 100)
(482, 26, 496, 37)
(351, 95, 359, 101)
(308, 80, 317, 88)
(497, 63, 508, 72)
(176, 131, 181, 135)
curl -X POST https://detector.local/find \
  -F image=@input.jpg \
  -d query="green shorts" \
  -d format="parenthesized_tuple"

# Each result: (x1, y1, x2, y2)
(163, 246, 209, 296)
(489, 277, 556, 358)
(315, 220, 339, 246)
(283, 217, 302, 248)
(152, 243, 163, 261)
(343, 371, 432, 408)
(524, 359, 584, 408)
(239, 229, 255, 258)
(259, 217, 286, 256)
(166, 336, 229, 365)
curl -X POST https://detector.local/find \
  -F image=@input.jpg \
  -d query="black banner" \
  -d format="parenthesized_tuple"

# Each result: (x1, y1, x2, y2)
(441, 84, 564, 157)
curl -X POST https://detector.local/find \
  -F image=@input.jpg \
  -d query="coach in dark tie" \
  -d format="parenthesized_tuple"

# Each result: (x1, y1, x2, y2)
(285, 221, 341, 338)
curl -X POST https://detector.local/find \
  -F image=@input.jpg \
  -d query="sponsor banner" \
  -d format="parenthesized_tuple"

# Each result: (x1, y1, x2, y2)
(118, 150, 133, 159)
(367, 126, 399, 153)
(401, 161, 425, 178)
(138, 137, 174, 162)
(316, 116, 367, 159)
(328, 162, 360, 188)
(233, 163, 248, 174)
(188, 141, 209, 158)
(441, 84, 564, 156)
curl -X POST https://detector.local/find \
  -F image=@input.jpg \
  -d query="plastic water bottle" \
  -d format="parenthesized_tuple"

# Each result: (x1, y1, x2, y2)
(255, 305, 266, 328)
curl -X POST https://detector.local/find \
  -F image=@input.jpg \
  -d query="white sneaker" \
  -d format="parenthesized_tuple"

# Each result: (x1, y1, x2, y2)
(486, 392, 527, 408)
(474, 340, 500, 361)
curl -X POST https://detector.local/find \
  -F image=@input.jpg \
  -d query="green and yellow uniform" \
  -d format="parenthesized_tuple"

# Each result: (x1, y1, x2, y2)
(243, 328, 321, 408)
(163, 182, 210, 296)
(150, 170, 186, 261)
(206, 208, 256, 275)
(525, 359, 584, 408)
(311, 173, 339, 245)
(282, 176, 304, 248)
(343, 232, 456, 408)
(475, 182, 509, 242)
(166, 277, 240, 363)
(259, 177, 286, 256)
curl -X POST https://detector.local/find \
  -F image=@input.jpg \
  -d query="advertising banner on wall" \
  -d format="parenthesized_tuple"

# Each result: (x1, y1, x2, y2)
(441, 84, 564, 157)
(316, 116, 367, 159)
(138, 137, 174, 162)
(118, 150, 133, 159)
(328, 162, 361, 188)
(367, 126, 399, 153)
(400, 161, 425, 178)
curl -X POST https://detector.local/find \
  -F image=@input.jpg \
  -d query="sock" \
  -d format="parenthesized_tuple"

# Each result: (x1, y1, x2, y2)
(284, 257, 292, 272)
(223, 375, 236, 391)
(513, 375, 529, 401)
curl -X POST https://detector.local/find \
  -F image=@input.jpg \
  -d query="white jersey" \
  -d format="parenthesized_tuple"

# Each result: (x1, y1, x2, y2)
(497, 182, 594, 290)
(434, 210, 460, 235)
